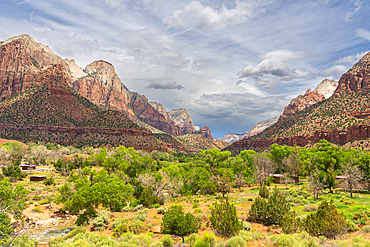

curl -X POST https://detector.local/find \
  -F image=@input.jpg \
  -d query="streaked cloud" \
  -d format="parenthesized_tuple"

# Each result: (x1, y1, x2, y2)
(147, 81, 185, 90)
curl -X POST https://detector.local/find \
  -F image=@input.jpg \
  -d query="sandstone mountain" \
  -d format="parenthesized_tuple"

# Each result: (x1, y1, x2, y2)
(219, 117, 278, 143)
(0, 64, 166, 150)
(279, 79, 338, 120)
(0, 34, 208, 137)
(225, 53, 370, 154)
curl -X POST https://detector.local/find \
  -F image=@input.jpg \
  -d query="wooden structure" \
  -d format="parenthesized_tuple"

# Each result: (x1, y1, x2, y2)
(270, 174, 299, 184)
(20, 165, 36, 170)
(30, 175, 47, 181)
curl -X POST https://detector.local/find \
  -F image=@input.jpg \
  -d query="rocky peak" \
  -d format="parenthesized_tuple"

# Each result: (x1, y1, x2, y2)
(65, 59, 87, 79)
(168, 108, 196, 134)
(280, 89, 325, 120)
(149, 101, 170, 120)
(196, 126, 214, 140)
(334, 52, 370, 95)
(314, 79, 338, 99)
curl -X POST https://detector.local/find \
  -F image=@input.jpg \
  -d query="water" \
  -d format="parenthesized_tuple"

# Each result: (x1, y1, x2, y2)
(27, 225, 77, 242)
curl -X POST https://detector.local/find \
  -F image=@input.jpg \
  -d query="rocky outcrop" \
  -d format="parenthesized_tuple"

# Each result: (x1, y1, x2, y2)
(280, 89, 325, 120)
(149, 102, 170, 120)
(219, 118, 278, 144)
(196, 126, 213, 140)
(167, 108, 196, 134)
(334, 53, 370, 95)
(0, 35, 194, 136)
(225, 123, 370, 154)
(314, 79, 338, 99)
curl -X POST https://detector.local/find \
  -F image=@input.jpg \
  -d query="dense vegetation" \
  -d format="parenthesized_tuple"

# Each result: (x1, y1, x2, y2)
(3, 139, 370, 246)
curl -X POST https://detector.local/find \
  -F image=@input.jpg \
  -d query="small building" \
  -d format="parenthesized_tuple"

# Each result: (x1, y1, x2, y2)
(270, 174, 299, 184)
(20, 164, 36, 170)
(30, 175, 47, 182)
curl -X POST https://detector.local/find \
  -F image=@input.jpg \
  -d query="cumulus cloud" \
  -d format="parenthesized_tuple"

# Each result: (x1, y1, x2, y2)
(357, 28, 370, 41)
(146, 81, 185, 90)
(255, 78, 281, 93)
(238, 50, 314, 81)
(163, 0, 270, 31)
(335, 51, 368, 64)
(319, 64, 348, 79)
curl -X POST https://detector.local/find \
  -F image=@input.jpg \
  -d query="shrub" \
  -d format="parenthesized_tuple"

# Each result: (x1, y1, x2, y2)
(140, 187, 162, 208)
(304, 200, 347, 239)
(242, 221, 251, 231)
(161, 205, 201, 242)
(352, 210, 369, 221)
(114, 220, 148, 235)
(122, 205, 133, 212)
(43, 177, 56, 186)
(194, 232, 216, 247)
(110, 217, 128, 229)
(161, 235, 174, 247)
(132, 208, 148, 221)
(157, 206, 168, 215)
(194, 208, 202, 214)
(259, 186, 269, 199)
(303, 205, 318, 212)
(362, 226, 370, 233)
(193, 202, 200, 208)
(249, 188, 291, 226)
(152, 203, 160, 208)
(92, 210, 109, 231)
(133, 204, 144, 211)
(238, 230, 253, 242)
(226, 236, 245, 247)
(270, 234, 297, 247)
(347, 219, 359, 232)
(34, 206, 42, 213)
(209, 197, 243, 238)
(281, 211, 303, 234)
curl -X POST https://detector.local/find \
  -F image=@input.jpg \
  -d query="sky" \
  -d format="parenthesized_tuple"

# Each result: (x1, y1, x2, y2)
(1, 0, 370, 138)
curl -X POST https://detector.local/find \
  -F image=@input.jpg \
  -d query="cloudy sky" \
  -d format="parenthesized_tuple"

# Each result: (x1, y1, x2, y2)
(1, 0, 370, 138)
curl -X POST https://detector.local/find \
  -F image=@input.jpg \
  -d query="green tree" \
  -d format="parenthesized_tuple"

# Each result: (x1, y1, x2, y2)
(0, 177, 29, 246)
(161, 205, 201, 242)
(2, 164, 26, 182)
(249, 188, 291, 226)
(55, 169, 134, 226)
(139, 187, 162, 208)
(209, 197, 243, 238)
(304, 200, 347, 239)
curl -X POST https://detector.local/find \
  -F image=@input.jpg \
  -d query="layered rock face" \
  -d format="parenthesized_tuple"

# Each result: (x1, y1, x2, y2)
(0, 35, 196, 136)
(279, 79, 338, 120)
(0, 34, 72, 101)
(167, 109, 196, 134)
(280, 89, 325, 119)
(314, 79, 338, 99)
(219, 133, 243, 144)
(196, 126, 213, 140)
(334, 53, 370, 95)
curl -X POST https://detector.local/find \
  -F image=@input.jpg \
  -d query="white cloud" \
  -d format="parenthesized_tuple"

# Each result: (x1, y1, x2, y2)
(146, 80, 185, 90)
(357, 28, 370, 41)
(319, 64, 349, 79)
(335, 51, 368, 64)
(238, 50, 314, 81)
(163, 0, 270, 31)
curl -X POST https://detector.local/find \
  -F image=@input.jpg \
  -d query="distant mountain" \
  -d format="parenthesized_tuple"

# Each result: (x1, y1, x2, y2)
(224, 53, 370, 154)
(219, 118, 278, 143)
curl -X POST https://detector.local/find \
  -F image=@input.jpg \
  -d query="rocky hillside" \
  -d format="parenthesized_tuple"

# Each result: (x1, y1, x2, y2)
(0, 64, 167, 150)
(0, 34, 203, 136)
(279, 79, 338, 120)
(219, 117, 278, 143)
(225, 53, 370, 154)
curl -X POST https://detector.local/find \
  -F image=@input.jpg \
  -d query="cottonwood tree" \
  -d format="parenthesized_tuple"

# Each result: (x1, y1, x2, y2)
(254, 154, 275, 187)
(341, 161, 364, 198)
(0, 147, 10, 166)
(0, 177, 30, 247)
(281, 173, 294, 189)
(282, 151, 300, 179)
(308, 170, 324, 200)
(212, 174, 232, 197)
(234, 172, 245, 190)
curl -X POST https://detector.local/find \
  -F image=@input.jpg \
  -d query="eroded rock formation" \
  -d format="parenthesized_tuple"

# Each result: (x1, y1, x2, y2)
(196, 126, 214, 140)
(334, 53, 370, 95)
